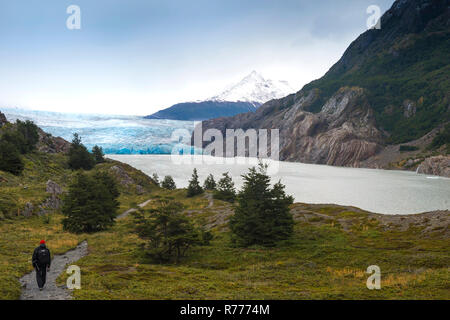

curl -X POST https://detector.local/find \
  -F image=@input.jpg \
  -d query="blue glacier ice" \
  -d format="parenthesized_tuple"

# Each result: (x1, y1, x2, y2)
(2, 107, 202, 155)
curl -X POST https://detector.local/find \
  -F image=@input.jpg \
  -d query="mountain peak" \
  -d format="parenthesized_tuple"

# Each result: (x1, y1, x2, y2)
(210, 71, 294, 104)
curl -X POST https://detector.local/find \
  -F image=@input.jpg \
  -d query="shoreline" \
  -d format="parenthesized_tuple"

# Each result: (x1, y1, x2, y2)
(107, 155, 450, 215)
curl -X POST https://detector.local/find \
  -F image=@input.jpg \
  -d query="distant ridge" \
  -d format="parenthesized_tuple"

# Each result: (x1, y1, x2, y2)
(144, 71, 293, 121)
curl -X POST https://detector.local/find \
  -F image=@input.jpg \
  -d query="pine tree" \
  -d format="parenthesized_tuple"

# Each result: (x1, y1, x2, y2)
(68, 133, 95, 170)
(161, 175, 176, 190)
(213, 172, 236, 203)
(152, 173, 160, 186)
(229, 163, 294, 247)
(186, 168, 203, 197)
(92, 145, 105, 164)
(16, 120, 39, 153)
(62, 171, 119, 233)
(0, 140, 24, 175)
(133, 200, 200, 263)
(203, 174, 216, 190)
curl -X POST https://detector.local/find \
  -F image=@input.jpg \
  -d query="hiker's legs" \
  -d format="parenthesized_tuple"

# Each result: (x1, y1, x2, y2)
(41, 266, 47, 287)
(35, 265, 47, 289)
(35, 267, 44, 288)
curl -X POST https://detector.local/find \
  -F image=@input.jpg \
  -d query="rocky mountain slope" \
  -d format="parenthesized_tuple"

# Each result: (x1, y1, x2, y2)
(197, 0, 449, 175)
(145, 71, 293, 121)
(0, 111, 70, 154)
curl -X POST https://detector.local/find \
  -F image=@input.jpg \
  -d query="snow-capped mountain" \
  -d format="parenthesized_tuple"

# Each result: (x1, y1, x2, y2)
(145, 72, 294, 121)
(210, 71, 294, 104)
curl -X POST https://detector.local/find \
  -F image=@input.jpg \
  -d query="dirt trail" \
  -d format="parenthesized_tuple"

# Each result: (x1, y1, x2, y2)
(19, 199, 152, 300)
(205, 192, 214, 209)
(19, 241, 88, 300)
(117, 199, 153, 219)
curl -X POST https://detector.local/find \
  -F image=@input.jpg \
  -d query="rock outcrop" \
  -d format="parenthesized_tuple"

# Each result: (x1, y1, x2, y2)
(110, 165, 145, 194)
(37, 129, 71, 154)
(417, 156, 450, 178)
(199, 87, 383, 167)
(35, 180, 64, 216)
(0, 110, 71, 153)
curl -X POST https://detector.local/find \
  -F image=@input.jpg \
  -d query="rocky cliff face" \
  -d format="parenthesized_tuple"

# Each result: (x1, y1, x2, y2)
(196, 0, 449, 171)
(417, 155, 450, 178)
(37, 128, 71, 153)
(200, 87, 383, 166)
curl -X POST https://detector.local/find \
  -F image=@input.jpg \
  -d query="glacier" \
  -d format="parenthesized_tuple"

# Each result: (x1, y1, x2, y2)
(2, 108, 201, 155)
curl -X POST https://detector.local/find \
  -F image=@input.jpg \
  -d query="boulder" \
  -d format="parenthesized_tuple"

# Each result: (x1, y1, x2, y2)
(46, 180, 63, 195)
(110, 165, 134, 186)
(21, 202, 34, 217)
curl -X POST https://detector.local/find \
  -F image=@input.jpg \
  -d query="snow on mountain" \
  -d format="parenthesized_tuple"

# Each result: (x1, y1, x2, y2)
(210, 71, 294, 104)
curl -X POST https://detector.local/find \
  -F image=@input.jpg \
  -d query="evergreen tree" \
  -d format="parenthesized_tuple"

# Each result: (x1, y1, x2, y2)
(203, 174, 216, 190)
(0, 140, 24, 175)
(62, 171, 119, 233)
(133, 200, 200, 263)
(68, 133, 95, 170)
(152, 173, 160, 186)
(161, 175, 176, 190)
(186, 168, 203, 197)
(213, 172, 236, 203)
(92, 145, 105, 164)
(16, 120, 39, 153)
(229, 163, 294, 247)
(1, 131, 26, 154)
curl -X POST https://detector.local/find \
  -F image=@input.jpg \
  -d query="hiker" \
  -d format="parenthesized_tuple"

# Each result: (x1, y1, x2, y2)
(32, 240, 51, 291)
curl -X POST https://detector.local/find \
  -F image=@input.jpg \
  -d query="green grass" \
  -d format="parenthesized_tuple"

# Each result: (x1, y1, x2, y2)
(0, 215, 84, 299)
(1, 153, 448, 300)
(57, 200, 449, 300)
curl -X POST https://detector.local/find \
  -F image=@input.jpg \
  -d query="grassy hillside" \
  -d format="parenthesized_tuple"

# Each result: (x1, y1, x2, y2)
(0, 151, 158, 299)
(1, 152, 448, 300)
(58, 199, 449, 300)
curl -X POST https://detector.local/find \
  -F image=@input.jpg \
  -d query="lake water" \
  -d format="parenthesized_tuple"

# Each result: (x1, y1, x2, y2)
(3, 107, 449, 215)
(107, 155, 450, 215)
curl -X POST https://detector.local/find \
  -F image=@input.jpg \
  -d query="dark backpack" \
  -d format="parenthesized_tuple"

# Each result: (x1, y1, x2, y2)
(37, 247, 50, 265)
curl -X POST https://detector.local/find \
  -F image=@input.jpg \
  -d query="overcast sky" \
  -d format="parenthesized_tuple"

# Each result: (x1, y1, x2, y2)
(0, 0, 394, 115)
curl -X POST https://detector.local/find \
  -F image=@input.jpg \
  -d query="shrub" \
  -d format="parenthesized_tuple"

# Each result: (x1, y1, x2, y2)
(0, 194, 18, 219)
(213, 172, 236, 203)
(0, 140, 24, 175)
(152, 173, 160, 186)
(68, 133, 95, 170)
(62, 171, 119, 233)
(399, 145, 419, 152)
(161, 175, 176, 190)
(203, 174, 216, 190)
(92, 145, 105, 164)
(186, 168, 203, 197)
(428, 123, 450, 152)
(16, 120, 39, 153)
(133, 200, 199, 263)
(230, 163, 294, 247)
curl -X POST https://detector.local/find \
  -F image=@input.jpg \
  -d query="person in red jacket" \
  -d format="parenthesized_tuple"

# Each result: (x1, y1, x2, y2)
(32, 240, 51, 291)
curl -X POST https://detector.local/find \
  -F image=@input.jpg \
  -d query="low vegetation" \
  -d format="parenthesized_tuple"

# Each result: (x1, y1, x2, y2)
(0, 119, 39, 175)
(161, 175, 176, 190)
(62, 171, 120, 233)
(0, 134, 448, 300)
